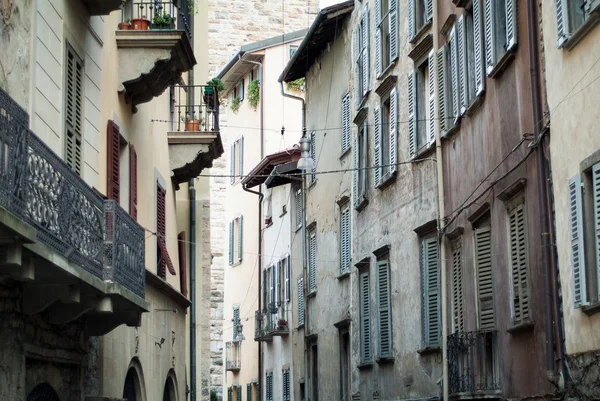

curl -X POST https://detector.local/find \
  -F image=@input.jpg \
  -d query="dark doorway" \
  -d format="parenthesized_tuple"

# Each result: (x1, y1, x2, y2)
(27, 384, 60, 401)
(123, 368, 138, 401)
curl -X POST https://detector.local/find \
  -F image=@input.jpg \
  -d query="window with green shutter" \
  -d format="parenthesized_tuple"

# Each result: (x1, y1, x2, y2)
(507, 201, 531, 325)
(236, 385, 242, 401)
(298, 277, 305, 326)
(228, 387, 232, 401)
(247, 383, 252, 401)
(474, 220, 495, 329)
(64, 43, 84, 174)
(266, 373, 273, 401)
(340, 205, 351, 275)
(484, 0, 517, 76)
(452, 242, 465, 333)
(376, 259, 392, 358)
(359, 270, 371, 363)
(421, 236, 440, 348)
(233, 306, 240, 340)
(308, 229, 317, 293)
(282, 369, 290, 401)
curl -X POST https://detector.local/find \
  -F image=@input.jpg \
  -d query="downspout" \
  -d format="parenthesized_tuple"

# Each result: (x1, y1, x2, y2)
(189, 179, 197, 401)
(431, 1, 448, 400)
(526, 0, 558, 384)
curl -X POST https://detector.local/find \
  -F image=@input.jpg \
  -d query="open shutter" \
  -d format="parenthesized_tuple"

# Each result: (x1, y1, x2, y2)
(408, 0, 416, 41)
(229, 220, 234, 265)
(373, 106, 382, 187)
(65, 46, 83, 175)
(178, 231, 188, 296)
(428, 50, 436, 144)
(473, 0, 485, 97)
(276, 261, 281, 306)
(426, 0, 433, 22)
(377, 261, 392, 358)
(555, 0, 569, 48)
(457, 16, 467, 114)
(270, 264, 276, 306)
(569, 175, 587, 307)
(359, 271, 371, 362)
(475, 226, 495, 329)
(309, 231, 317, 292)
(341, 208, 351, 274)
(310, 131, 316, 183)
(594, 163, 600, 299)
(375, 0, 382, 77)
(422, 238, 440, 348)
(509, 204, 529, 323)
(449, 27, 460, 124)
(389, 87, 398, 174)
(157, 185, 167, 278)
(233, 307, 240, 339)
(484, 0, 496, 74)
(238, 215, 243, 262)
(362, 6, 370, 97)
(390, 0, 398, 61)
(228, 387, 232, 401)
(238, 137, 244, 178)
(298, 277, 305, 325)
(263, 269, 268, 311)
(295, 187, 303, 228)
(505, 0, 517, 51)
(230, 144, 235, 184)
(355, 27, 362, 104)
(286, 254, 291, 302)
(342, 94, 351, 153)
(107, 120, 120, 202)
(452, 245, 464, 333)
(437, 47, 449, 134)
(407, 72, 417, 158)
(129, 145, 138, 219)
(353, 135, 360, 208)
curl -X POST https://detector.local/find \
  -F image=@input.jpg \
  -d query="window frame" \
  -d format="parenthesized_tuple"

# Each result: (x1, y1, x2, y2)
(230, 136, 244, 185)
(374, 87, 398, 188)
(354, 119, 369, 210)
(228, 215, 243, 265)
(484, 0, 517, 77)
(375, 0, 399, 77)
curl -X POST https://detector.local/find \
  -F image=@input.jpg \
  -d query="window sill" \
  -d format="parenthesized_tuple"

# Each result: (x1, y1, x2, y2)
(308, 179, 317, 190)
(583, 302, 600, 316)
(295, 225, 302, 233)
(336, 271, 351, 281)
(279, 210, 287, 218)
(376, 171, 397, 190)
(357, 362, 374, 370)
(506, 321, 535, 334)
(307, 290, 317, 299)
(340, 146, 351, 160)
(355, 194, 369, 212)
(297, 323, 305, 330)
(358, 91, 371, 110)
(376, 356, 395, 365)
(561, 12, 600, 50)
(410, 20, 432, 45)
(376, 61, 397, 82)
(413, 142, 436, 160)
(441, 120, 461, 140)
(229, 261, 242, 268)
(486, 49, 516, 79)
(464, 93, 485, 117)
(417, 346, 441, 356)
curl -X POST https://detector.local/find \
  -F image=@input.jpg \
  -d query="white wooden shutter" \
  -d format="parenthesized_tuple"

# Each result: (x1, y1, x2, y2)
(230, 144, 235, 184)
(452, 245, 464, 333)
(422, 238, 440, 348)
(286, 254, 291, 302)
(437, 47, 449, 134)
(594, 163, 600, 299)
(355, 27, 362, 104)
(473, 0, 485, 97)
(484, 0, 496, 75)
(457, 16, 467, 114)
(555, 0, 569, 48)
(449, 27, 460, 124)
(310, 131, 316, 183)
(229, 220, 234, 265)
(475, 226, 495, 329)
(297, 277, 305, 325)
(408, 0, 416, 41)
(65, 45, 83, 175)
(295, 187, 302, 228)
(353, 135, 360, 209)
(238, 215, 243, 262)
(362, 6, 370, 97)
(238, 137, 244, 178)
(407, 72, 417, 158)
(309, 231, 317, 292)
(359, 271, 371, 362)
(374, 106, 382, 187)
(569, 175, 587, 307)
(342, 93, 351, 153)
(341, 208, 351, 274)
(509, 204, 529, 324)
(505, 0, 517, 51)
(389, 87, 398, 174)
(377, 261, 392, 358)
(375, 0, 382, 78)
(428, 50, 436, 144)
(390, 0, 398, 61)
(426, 0, 433, 23)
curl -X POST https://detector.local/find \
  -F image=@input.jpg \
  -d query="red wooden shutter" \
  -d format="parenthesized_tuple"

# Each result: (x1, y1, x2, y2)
(157, 185, 167, 278)
(178, 231, 188, 296)
(107, 120, 120, 202)
(129, 145, 138, 220)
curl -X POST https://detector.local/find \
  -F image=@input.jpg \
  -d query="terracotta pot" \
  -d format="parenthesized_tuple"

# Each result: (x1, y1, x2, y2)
(186, 120, 200, 131)
(118, 22, 132, 30)
(132, 18, 150, 31)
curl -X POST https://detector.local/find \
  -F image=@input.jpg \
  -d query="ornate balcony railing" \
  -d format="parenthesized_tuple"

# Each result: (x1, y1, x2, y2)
(121, 0, 192, 41)
(448, 330, 500, 396)
(171, 85, 220, 133)
(225, 341, 241, 371)
(0, 87, 145, 298)
(255, 311, 265, 341)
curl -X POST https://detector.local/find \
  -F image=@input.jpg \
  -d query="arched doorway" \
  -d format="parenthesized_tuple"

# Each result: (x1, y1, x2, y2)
(27, 384, 60, 401)
(123, 368, 138, 401)
(162, 373, 177, 401)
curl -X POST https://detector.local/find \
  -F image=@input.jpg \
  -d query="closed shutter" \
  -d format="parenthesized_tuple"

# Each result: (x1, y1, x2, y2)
(437, 47, 449, 134)
(375, 0, 382, 77)
(484, 0, 496, 74)
(129, 145, 138, 219)
(238, 215, 243, 262)
(473, 0, 485, 97)
(309, 231, 317, 292)
(377, 260, 392, 358)
(457, 16, 467, 114)
(263, 269, 268, 311)
(555, 0, 569, 48)
(286, 254, 291, 302)
(390, 0, 398, 61)
(449, 27, 460, 124)
(407, 71, 417, 158)
(266, 373, 273, 401)
(270, 264, 276, 305)
(593, 163, 600, 299)
(509, 204, 530, 324)
(276, 260, 281, 306)
(341, 207, 351, 274)
(422, 237, 440, 348)
(228, 387, 232, 401)
(426, 0, 433, 22)
(229, 220, 234, 265)
(310, 131, 316, 183)
(107, 120, 120, 202)
(295, 187, 303, 228)
(178, 231, 188, 296)
(475, 225, 495, 329)
(428, 50, 436, 144)
(65, 45, 83, 175)
(342, 93, 351, 153)
(247, 384, 252, 401)
(298, 277, 305, 325)
(568, 175, 587, 307)
(389, 87, 398, 174)
(230, 144, 235, 185)
(157, 185, 167, 278)
(233, 307, 240, 340)
(353, 134, 360, 209)
(373, 106, 382, 187)
(283, 369, 290, 401)
(362, 6, 370, 97)
(359, 271, 371, 362)
(505, 0, 517, 51)
(237, 386, 242, 401)
(238, 137, 244, 178)
(408, 0, 416, 41)
(452, 245, 464, 333)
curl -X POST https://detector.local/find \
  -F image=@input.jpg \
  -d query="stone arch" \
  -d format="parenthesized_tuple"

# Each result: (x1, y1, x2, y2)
(122, 357, 147, 401)
(162, 369, 179, 401)
(26, 383, 60, 401)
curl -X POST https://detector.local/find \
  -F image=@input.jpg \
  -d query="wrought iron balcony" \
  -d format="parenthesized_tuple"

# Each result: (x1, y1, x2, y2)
(448, 330, 501, 397)
(254, 304, 289, 342)
(172, 85, 220, 133)
(0, 87, 145, 299)
(225, 341, 241, 371)
(120, 0, 192, 41)
(255, 310, 266, 341)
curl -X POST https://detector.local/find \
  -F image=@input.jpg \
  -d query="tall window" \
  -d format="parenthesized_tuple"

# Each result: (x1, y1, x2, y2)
(474, 216, 495, 329)
(355, 6, 370, 103)
(157, 183, 175, 278)
(556, 0, 600, 48)
(341, 93, 351, 154)
(64, 44, 84, 174)
(375, 0, 398, 77)
(353, 120, 368, 210)
(228, 215, 243, 265)
(408, 0, 432, 41)
(230, 137, 244, 184)
(506, 195, 531, 325)
(340, 204, 351, 275)
(308, 228, 317, 294)
(376, 256, 392, 358)
(421, 236, 440, 348)
(408, 55, 433, 158)
(374, 88, 397, 186)
(484, 0, 517, 75)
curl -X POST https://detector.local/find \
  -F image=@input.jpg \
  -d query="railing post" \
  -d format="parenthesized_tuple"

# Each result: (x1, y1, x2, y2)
(103, 200, 116, 283)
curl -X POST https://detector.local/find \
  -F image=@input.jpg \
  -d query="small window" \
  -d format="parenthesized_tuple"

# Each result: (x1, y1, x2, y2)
(64, 43, 84, 175)
(289, 45, 298, 59)
(230, 137, 244, 185)
(249, 69, 254, 83)
(408, 0, 432, 40)
(228, 215, 243, 265)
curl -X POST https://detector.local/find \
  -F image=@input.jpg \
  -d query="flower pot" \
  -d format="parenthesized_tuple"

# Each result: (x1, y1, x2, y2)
(186, 120, 200, 132)
(118, 22, 132, 30)
(132, 18, 150, 30)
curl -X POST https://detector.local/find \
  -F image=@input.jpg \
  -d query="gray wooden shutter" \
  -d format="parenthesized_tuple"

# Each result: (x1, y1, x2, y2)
(449, 27, 460, 124)
(594, 163, 600, 299)
(452, 245, 464, 333)
(266, 374, 273, 401)
(295, 187, 302, 228)
(228, 387, 232, 401)
(422, 238, 440, 348)
(283, 370, 290, 401)
(475, 226, 495, 329)
(247, 384, 252, 401)
(286, 254, 291, 302)
(355, 26, 362, 105)
(426, 0, 433, 23)
(568, 175, 587, 307)
(362, 6, 370, 97)
(270, 264, 276, 306)
(230, 144, 235, 184)
(377, 260, 392, 358)
(428, 50, 436, 144)
(373, 106, 382, 187)
(310, 131, 316, 183)
(407, 71, 417, 158)
(342, 93, 351, 153)
(233, 307, 240, 339)
(229, 220, 234, 265)
(237, 386, 242, 401)
(238, 215, 243, 262)
(353, 135, 360, 209)
(65, 45, 84, 175)
(238, 137, 244, 178)
(509, 204, 530, 324)
(484, 0, 496, 75)
(408, 0, 416, 41)
(390, 0, 398, 61)
(473, 0, 485, 97)
(375, 0, 382, 77)
(263, 269, 268, 311)
(505, 0, 517, 51)
(309, 231, 317, 292)
(276, 260, 281, 305)
(341, 207, 351, 274)
(389, 87, 398, 174)
(555, 0, 569, 48)
(359, 271, 371, 362)
(297, 277, 305, 325)
(437, 47, 449, 134)
(457, 16, 467, 114)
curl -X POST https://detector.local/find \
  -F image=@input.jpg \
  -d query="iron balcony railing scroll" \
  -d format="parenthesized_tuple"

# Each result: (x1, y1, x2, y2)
(171, 85, 220, 133)
(122, 0, 192, 42)
(0, 87, 145, 298)
(447, 330, 501, 395)
(225, 341, 241, 371)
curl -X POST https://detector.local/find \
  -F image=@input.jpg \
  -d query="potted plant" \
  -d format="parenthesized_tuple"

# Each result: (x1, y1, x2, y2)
(230, 97, 241, 113)
(204, 77, 225, 109)
(185, 112, 200, 131)
(132, 15, 150, 30)
(187, 0, 198, 14)
(248, 79, 260, 110)
(152, 11, 175, 30)
(118, 19, 132, 30)
(278, 319, 288, 329)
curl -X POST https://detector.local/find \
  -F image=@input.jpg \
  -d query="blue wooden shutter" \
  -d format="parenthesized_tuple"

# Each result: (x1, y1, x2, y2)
(229, 220, 234, 265)
(593, 163, 600, 299)
(422, 238, 440, 348)
(473, 0, 485, 97)
(505, 0, 517, 51)
(569, 175, 587, 307)
(428, 50, 436, 144)
(375, 0, 382, 77)
(298, 277, 305, 325)
(353, 134, 360, 209)
(389, 87, 398, 174)
(359, 271, 371, 362)
(377, 260, 392, 358)
(475, 226, 495, 328)
(390, 0, 398, 61)
(238, 215, 243, 262)
(309, 231, 317, 292)
(373, 106, 382, 187)
(407, 71, 417, 158)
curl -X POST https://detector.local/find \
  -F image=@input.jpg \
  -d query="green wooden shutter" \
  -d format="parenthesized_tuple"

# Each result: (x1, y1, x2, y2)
(229, 220, 234, 265)
(266, 373, 273, 401)
(457, 16, 467, 114)
(408, 0, 416, 41)
(377, 260, 392, 358)
(228, 387, 232, 401)
(310, 131, 316, 183)
(428, 50, 436, 144)
(569, 175, 587, 307)
(389, 87, 398, 174)
(555, 0, 569, 48)
(298, 277, 305, 325)
(359, 271, 371, 362)
(362, 5, 370, 97)
(375, 0, 382, 77)
(422, 237, 440, 348)
(373, 106, 382, 187)
(65, 45, 83, 175)
(505, 0, 517, 51)
(475, 225, 495, 329)
(247, 383, 252, 401)
(237, 386, 242, 401)
(407, 71, 417, 158)
(309, 231, 317, 292)
(509, 204, 530, 324)
(342, 93, 351, 153)
(341, 207, 351, 274)
(233, 307, 240, 340)
(353, 134, 360, 208)
(238, 215, 243, 262)
(593, 163, 600, 299)
(452, 245, 464, 333)
(484, 0, 496, 74)
(449, 27, 460, 124)
(473, 0, 485, 96)
(437, 47, 449, 134)
(390, 0, 398, 61)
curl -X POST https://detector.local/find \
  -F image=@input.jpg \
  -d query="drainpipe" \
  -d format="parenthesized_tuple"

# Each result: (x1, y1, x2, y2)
(526, 0, 557, 384)
(430, 1, 448, 400)
(189, 179, 197, 401)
